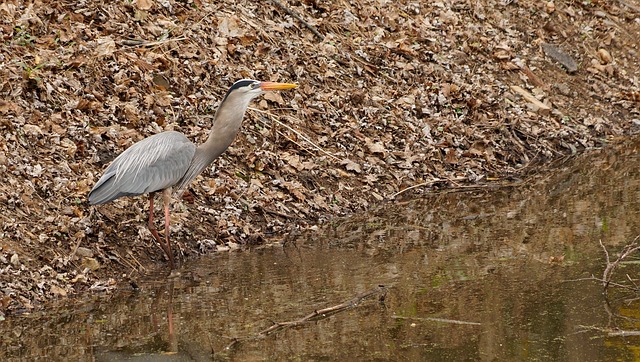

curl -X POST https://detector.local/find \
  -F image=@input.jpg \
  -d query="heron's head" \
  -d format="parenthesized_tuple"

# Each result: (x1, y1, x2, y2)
(222, 79, 298, 105)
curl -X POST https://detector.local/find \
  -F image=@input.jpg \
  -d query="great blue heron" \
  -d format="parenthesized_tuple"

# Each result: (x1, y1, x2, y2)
(88, 79, 298, 268)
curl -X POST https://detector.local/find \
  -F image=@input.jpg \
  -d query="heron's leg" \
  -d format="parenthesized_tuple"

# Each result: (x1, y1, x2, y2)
(148, 193, 172, 265)
(162, 188, 175, 268)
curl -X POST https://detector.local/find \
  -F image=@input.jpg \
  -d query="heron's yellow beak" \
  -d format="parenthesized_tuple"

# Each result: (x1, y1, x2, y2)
(259, 81, 298, 91)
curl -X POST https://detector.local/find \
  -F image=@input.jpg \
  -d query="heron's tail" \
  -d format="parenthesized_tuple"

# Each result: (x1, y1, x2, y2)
(88, 173, 130, 205)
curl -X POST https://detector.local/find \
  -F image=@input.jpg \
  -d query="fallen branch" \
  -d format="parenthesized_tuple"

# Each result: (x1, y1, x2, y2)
(120, 36, 188, 48)
(563, 276, 636, 290)
(389, 177, 467, 199)
(224, 285, 387, 351)
(269, 0, 324, 40)
(577, 325, 640, 337)
(510, 85, 552, 114)
(608, 330, 640, 337)
(259, 285, 387, 336)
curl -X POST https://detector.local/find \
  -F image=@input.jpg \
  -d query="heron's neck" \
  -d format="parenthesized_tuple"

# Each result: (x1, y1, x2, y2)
(198, 94, 252, 163)
(175, 93, 254, 192)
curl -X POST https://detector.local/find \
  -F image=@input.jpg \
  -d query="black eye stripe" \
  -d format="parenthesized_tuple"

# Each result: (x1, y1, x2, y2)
(222, 79, 259, 101)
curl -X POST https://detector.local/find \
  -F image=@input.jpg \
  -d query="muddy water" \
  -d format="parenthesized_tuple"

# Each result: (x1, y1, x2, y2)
(3, 140, 640, 361)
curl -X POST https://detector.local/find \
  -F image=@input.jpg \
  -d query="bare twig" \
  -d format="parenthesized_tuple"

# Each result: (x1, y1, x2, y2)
(126, 250, 146, 271)
(390, 177, 467, 199)
(573, 325, 640, 337)
(67, 236, 83, 261)
(627, 274, 640, 290)
(601, 236, 640, 294)
(250, 108, 340, 161)
(564, 275, 637, 290)
(68, 209, 93, 260)
(391, 315, 481, 326)
(268, 0, 324, 40)
(107, 249, 138, 271)
(225, 285, 387, 350)
(608, 330, 640, 337)
(236, 197, 294, 219)
(119, 36, 188, 48)
(620, 0, 640, 13)
(600, 239, 612, 289)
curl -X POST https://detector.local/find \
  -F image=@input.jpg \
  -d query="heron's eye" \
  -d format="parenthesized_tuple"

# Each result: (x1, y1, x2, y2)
(251, 82, 260, 89)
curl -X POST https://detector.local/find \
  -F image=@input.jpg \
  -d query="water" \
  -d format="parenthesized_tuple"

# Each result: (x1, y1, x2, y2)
(2, 140, 640, 361)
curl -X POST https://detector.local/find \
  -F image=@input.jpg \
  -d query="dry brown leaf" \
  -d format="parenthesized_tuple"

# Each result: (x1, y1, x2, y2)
(0, 100, 18, 114)
(218, 16, 243, 38)
(136, 0, 153, 10)
(365, 138, 386, 155)
(95, 37, 116, 57)
(50, 285, 67, 297)
(264, 91, 286, 105)
(281, 153, 305, 171)
(341, 158, 362, 173)
(283, 181, 306, 201)
(597, 49, 612, 65)
(154, 92, 173, 107)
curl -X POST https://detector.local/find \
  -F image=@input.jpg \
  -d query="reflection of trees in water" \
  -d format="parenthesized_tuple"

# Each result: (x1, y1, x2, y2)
(3, 140, 640, 360)
(291, 140, 640, 360)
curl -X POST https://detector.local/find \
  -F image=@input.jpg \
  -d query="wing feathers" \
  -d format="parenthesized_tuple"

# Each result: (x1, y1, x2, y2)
(88, 131, 196, 204)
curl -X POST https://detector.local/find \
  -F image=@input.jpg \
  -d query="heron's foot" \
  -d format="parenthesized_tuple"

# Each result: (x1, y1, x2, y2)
(148, 226, 175, 268)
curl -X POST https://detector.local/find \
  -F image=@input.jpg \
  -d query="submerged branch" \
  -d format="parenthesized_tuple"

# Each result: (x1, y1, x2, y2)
(577, 325, 640, 338)
(258, 285, 387, 336)
(601, 236, 640, 294)
(392, 315, 481, 326)
(224, 285, 387, 351)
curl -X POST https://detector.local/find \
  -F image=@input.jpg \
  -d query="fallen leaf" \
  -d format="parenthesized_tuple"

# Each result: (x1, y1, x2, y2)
(136, 0, 153, 10)
(50, 285, 67, 297)
(218, 16, 243, 38)
(341, 158, 362, 173)
(264, 91, 286, 105)
(365, 138, 386, 155)
(95, 37, 116, 57)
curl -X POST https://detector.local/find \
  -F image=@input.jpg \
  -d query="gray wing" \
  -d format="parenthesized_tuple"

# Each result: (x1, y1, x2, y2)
(88, 131, 196, 205)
